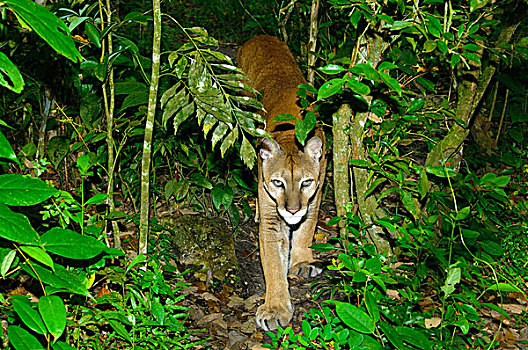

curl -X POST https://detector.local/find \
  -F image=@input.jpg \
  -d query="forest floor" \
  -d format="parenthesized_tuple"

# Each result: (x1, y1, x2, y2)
(174, 197, 339, 350)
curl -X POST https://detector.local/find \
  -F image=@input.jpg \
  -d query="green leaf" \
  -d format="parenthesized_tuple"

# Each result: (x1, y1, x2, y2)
(441, 266, 460, 298)
(470, 0, 489, 12)
(454, 206, 471, 221)
(273, 114, 297, 122)
(84, 193, 109, 206)
(378, 322, 405, 349)
(4, 0, 82, 63)
(479, 240, 504, 256)
(318, 64, 346, 74)
(0, 52, 25, 93)
(348, 79, 371, 95)
(173, 101, 196, 134)
(485, 283, 524, 294)
(423, 39, 437, 52)
(1, 249, 17, 277)
(425, 166, 456, 178)
(20, 246, 54, 271)
(400, 190, 419, 219)
(22, 263, 91, 298)
(380, 72, 401, 96)
(390, 20, 413, 31)
(0, 203, 40, 244)
(39, 296, 66, 341)
(418, 170, 429, 199)
(8, 325, 44, 350)
(294, 111, 317, 146)
(0, 131, 19, 164)
(11, 296, 47, 335)
(349, 159, 370, 168)
(240, 135, 256, 170)
(364, 291, 380, 323)
(0, 174, 58, 206)
(52, 341, 77, 350)
(76, 153, 96, 175)
(220, 127, 238, 157)
(450, 54, 461, 68)
(334, 301, 375, 334)
(189, 173, 213, 189)
(318, 78, 346, 99)
(84, 22, 101, 48)
(350, 63, 380, 80)
(48, 136, 69, 168)
(107, 319, 132, 343)
(120, 91, 149, 111)
(212, 183, 233, 211)
(310, 243, 334, 252)
(41, 227, 106, 259)
(394, 326, 434, 349)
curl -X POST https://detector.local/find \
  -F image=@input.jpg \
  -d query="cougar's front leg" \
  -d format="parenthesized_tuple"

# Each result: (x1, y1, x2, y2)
(289, 161, 326, 278)
(256, 202, 293, 331)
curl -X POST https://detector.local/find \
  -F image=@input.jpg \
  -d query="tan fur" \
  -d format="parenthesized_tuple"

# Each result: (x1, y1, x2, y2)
(237, 35, 327, 331)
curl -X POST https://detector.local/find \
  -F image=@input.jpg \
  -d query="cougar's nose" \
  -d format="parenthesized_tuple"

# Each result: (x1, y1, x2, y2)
(287, 207, 300, 215)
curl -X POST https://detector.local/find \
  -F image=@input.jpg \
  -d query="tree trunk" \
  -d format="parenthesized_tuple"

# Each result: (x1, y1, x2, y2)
(138, 0, 162, 255)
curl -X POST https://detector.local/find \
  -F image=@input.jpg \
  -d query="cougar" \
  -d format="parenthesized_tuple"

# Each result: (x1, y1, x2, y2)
(237, 35, 327, 331)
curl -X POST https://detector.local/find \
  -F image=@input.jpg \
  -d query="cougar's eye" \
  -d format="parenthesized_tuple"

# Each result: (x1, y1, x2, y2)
(271, 179, 284, 188)
(301, 179, 314, 188)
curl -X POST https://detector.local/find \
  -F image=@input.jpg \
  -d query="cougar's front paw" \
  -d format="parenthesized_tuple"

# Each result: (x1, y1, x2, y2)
(256, 302, 293, 331)
(289, 262, 322, 278)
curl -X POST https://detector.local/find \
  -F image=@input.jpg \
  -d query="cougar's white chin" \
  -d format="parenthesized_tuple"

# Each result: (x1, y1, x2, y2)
(279, 209, 307, 225)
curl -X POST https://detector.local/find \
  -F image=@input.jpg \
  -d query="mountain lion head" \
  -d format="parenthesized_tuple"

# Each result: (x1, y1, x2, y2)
(260, 136, 323, 226)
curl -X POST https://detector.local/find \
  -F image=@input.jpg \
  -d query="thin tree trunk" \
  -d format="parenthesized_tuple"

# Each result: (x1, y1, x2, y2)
(307, 0, 319, 85)
(332, 104, 352, 238)
(139, 0, 162, 255)
(101, 0, 121, 249)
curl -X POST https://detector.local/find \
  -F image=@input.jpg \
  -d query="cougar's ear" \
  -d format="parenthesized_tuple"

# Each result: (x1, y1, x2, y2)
(260, 138, 280, 160)
(305, 136, 323, 161)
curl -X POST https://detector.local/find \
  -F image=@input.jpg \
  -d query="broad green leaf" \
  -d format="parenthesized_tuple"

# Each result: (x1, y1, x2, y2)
(220, 127, 238, 157)
(400, 190, 419, 219)
(365, 177, 386, 197)
(450, 53, 461, 68)
(390, 20, 413, 31)
(107, 319, 132, 343)
(20, 246, 54, 271)
(423, 39, 437, 52)
(52, 341, 77, 350)
(240, 136, 256, 170)
(273, 114, 297, 122)
(380, 72, 401, 96)
(454, 206, 471, 221)
(22, 263, 91, 298)
(76, 153, 96, 175)
(485, 283, 524, 294)
(378, 322, 405, 349)
(479, 240, 504, 256)
(310, 243, 334, 252)
(172, 179, 190, 201)
(84, 22, 101, 48)
(0, 203, 40, 244)
(189, 173, 213, 189)
(1, 249, 17, 277)
(0, 52, 24, 93)
(318, 64, 346, 74)
(8, 325, 44, 350)
(470, 0, 489, 12)
(38, 296, 66, 341)
(0, 174, 58, 206)
(0, 131, 19, 164)
(334, 301, 375, 334)
(41, 227, 106, 259)
(418, 170, 429, 199)
(212, 183, 234, 211)
(48, 136, 69, 168)
(318, 78, 346, 99)
(350, 63, 380, 80)
(120, 91, 149, 111)
(349, 159, 370, 168)
(4, 0, 82, 63)
(408, 98, 425, 113)
(425, 166, 456, 178)
(173, 101, 196, 134)
(11, 296, 47, 335)
(348, 79, 370, 95)
(441, 266, 460, 298)
(125, 253, 147, 274)
(394, 326, 434, 349)
(211, 122, 229, 149)
(364, 291, 380, 323)
(84, 193, 109, 207)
